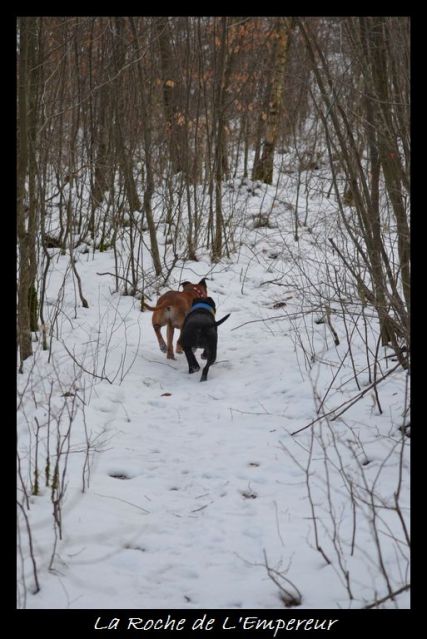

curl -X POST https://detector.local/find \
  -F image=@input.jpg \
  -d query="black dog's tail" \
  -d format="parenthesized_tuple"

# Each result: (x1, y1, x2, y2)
(215, 313, 231, 327)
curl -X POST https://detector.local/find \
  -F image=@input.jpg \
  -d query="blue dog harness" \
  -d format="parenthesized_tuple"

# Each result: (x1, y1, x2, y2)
(187, 302, 215, 316)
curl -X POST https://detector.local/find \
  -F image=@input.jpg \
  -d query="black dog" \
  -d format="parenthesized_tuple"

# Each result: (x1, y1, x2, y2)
(180, 297, 230, 382)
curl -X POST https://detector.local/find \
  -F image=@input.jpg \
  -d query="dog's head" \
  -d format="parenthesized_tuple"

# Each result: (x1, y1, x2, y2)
(180, 278, 208, 298)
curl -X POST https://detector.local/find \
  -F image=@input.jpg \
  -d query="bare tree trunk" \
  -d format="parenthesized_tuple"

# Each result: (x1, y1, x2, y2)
(156, 17, 183, 174)
(112, 18, 141, 213)
(367, 17, 410, 322)
(252, 18, 293, 184)
(17, 17, 39, 367)
(128, 17, 162, 276)
(359, 17, 391, 346)
(211, 17, 228, 262)
(90, 84, 111, 237)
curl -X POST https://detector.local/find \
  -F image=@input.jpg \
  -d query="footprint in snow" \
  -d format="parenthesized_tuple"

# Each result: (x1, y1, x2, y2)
(108, 471, 132, 480)
(109, 390, 126, 404)
(92, 400, 116, 414)
(241, 489, 258, 499)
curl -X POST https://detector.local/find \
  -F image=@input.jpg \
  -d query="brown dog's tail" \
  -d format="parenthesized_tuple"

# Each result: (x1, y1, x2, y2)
(141, 300, 171, 312)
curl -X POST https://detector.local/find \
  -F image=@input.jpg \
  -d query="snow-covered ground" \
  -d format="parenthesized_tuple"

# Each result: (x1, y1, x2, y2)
(17, 173, 410, 610)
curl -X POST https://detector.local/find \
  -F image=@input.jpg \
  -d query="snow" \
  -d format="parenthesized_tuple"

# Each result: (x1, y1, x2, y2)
(17, 171, 409, 610)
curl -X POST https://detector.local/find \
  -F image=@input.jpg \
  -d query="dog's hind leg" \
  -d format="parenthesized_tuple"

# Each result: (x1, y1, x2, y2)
(200, 342, 216, 382)
(184, 347, 200, 374)
(152, 319, 167, 353)
(166, 323, 176, 360)
(200, 360, 210, 381)
(175, 330, 184, 354)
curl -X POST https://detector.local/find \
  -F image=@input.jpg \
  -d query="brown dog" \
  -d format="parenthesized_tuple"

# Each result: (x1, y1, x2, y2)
(142, 278, 208, 359)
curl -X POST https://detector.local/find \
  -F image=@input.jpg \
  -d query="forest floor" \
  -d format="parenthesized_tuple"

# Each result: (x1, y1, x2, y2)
(17, 174, 410, 609)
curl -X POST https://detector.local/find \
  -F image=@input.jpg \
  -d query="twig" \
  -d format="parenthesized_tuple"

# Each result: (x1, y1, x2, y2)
(96, 271, 146, 296)
(61, 342, 114, 384)
(17, 501, 40, 594)
(231, 311, 312, 331)
(263, 550, 302, 607)
(291, 362, 401, 435)
(93, 492, 150, 514)
(364, 584, 409, 609)
(324, 305, 340, 346)
(71, 260, 89, 308)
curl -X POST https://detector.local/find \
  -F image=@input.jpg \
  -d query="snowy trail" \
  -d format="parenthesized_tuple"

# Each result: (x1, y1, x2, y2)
(77, 261, 309, 609)
(25, 249, 327, 609)
(18, 216, 409, 609)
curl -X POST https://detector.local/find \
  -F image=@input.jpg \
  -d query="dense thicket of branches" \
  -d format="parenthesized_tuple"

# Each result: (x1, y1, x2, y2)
(17, 16, 410, 370)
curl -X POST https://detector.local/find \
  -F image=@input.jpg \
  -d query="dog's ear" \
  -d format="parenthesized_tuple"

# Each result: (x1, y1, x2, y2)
(180, 281, 192, 289)
(205, 296, 216, 310)
(198, 277, 208, 290)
